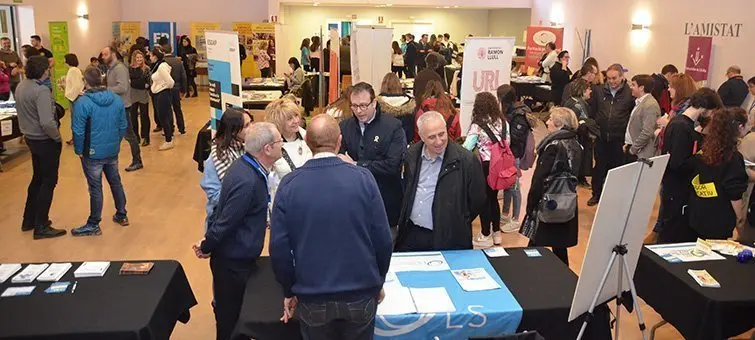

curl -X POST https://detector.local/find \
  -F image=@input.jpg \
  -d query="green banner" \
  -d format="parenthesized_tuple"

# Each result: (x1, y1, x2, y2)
(48, 21, 69, 109)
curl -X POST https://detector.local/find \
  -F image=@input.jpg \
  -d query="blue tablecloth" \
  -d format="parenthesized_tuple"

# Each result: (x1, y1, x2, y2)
(375, 250, 523, 339)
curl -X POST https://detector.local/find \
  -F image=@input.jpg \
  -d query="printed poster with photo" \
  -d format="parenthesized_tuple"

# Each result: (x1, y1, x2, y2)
(232, 22, 257, 78)
(190, 22, 221, 62)
(252, 23, 276, 75)
(112, 22, 141, 62)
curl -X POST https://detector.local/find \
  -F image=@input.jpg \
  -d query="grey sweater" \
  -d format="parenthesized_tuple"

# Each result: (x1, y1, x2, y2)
(15, 79, 60, 142)
(165, 54, 187, 93)
(107, 60, 132, 108)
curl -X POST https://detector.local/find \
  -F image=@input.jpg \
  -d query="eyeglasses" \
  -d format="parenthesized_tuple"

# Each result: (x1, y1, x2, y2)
(350, 100, 374, 112)
(269, 139, 284, 145)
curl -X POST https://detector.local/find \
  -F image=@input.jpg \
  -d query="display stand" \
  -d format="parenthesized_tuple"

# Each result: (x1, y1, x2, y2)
(568, 155, 670, 340)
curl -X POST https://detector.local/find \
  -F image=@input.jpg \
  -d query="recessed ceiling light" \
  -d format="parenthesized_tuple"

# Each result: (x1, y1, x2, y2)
(443, 6, 450, 8)
(386, 3, 393, 6)
(453, 5, 459, 8)
(313, 2, 319, 6)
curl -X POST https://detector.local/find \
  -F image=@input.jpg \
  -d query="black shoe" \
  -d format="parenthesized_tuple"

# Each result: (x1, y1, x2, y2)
(33, 226, 67, 239)
(141, 139, 150, 147)
(125, 163, 143, 172)
(113, 215, 130, 226)
(192, 93, 198, 97)
(587, 196, 600, 207)
(153, 127, 163, 133)
(577, 179, 590, 188)
(22, 219, 51, 232)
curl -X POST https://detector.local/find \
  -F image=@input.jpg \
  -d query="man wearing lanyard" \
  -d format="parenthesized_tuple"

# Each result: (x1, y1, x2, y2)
(193, 122, 283, 340)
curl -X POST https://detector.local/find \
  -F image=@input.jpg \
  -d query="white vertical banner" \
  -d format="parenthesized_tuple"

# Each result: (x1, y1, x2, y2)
(460, 37, 516, 135)
(351, 25, 393, 88)
(206, 31, 243, 132)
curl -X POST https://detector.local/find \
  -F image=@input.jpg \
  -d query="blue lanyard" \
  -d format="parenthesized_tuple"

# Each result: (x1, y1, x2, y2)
(242, 154, 270, 204)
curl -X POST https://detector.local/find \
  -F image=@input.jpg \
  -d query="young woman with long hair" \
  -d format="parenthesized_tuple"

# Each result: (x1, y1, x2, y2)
(179, 36, 199, 98)
(414, 80, 460, 142)
(309, 36, 321, 73)
(300, 38, 311, 72)
(391, 41, 405, 79)
(129, 50, 152, 149)
(462, 92, 508, 247)
(377, 72, 415, 142)
(149, 47, 176, 151)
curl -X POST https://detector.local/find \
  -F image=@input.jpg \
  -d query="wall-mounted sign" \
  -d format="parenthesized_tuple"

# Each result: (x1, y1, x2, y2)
(378, 16, 384, 24)
(684, 22, 743, 37)
(685, 36, 712, 81)
(271, 15, 278, 23)
(524, 26, 564, 68)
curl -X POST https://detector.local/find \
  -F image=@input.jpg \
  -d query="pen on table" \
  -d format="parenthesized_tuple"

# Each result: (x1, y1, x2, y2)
(71, 281, 78, 294)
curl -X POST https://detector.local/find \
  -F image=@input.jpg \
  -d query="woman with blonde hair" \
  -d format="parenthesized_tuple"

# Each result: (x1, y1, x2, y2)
(266, 98, 313, 200)
(520, 107, 582, 265)
(377, 72, 415, 143)
(129, 50, 151, 149)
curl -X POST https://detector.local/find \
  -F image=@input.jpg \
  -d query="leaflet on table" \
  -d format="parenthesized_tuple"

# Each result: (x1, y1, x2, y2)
(12, 264, 49, 283)
(688, 269, 720, 288)
(376, 284, 416, 316)
(1, 286, 35, 297)
(705, 239, 755, 256)
(451, 268, 502, 292)
(74, 261, 110, 278)
(44, 281, 71, 294)
(483, 247, 509, 258)
(645, 242, 726, 263)
(0, 263, 22, 283)
(410, 287, 456, 313)
(37, 263, 72, 282)
(389, 252, 450, 272)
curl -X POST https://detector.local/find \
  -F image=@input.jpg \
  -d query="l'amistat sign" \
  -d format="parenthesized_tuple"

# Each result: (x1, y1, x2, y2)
(683, 22, 744, 38)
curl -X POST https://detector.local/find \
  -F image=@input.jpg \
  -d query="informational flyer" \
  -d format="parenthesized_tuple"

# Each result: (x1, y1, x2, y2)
(389, 252, 450, 272)
(646, 242, 726, 263)
(451, 268, 502, 292)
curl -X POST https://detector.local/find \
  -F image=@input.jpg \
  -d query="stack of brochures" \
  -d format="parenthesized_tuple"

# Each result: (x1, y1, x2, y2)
(37, 263, 73, 282)
(0, 264, 22, 283)
(11, 264, 49, 283)
(74, 262, 110, 278)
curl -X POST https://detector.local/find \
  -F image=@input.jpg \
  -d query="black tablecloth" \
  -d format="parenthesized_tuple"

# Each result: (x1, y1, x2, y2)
(0, 116, 22, 142)
(511, 82, 551, 104)
(635, 247, 755, 340)
(242, 84, 286, 92)
(232, 248, 611, 340)
(0, 260, 197, 340)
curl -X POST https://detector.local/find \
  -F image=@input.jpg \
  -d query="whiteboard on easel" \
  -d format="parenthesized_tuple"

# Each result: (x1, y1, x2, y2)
(351, 25, 393, 89)
(568, 155, 669, 322)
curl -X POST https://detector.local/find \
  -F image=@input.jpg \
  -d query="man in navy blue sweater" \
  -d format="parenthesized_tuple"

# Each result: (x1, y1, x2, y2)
(339, 82, 406, 230)
(193, 122, 282, 340)
(271, 114, 393, 340)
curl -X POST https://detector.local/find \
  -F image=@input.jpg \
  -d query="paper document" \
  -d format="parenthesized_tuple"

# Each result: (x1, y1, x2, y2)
(37, 263, 72, 282)
(390, 252, 450, 272)
(484, 247, 509, 257)
(452, 268, 502, 292)
(377, 285, 417, 316)
(1, 286, 35, 297)
(688, 269, 720, 288)
(410, 287, 456, 314)
(384, 271, 399, 285)
(0, 264, 22, 283)
(12, 264, 49, 283)
(706, 239, 755, 256)
(646, 243, 726, 263)
(74, 261, 110, 278)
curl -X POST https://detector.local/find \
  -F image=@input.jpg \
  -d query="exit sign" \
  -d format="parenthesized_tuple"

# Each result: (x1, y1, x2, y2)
(13, 0, 23, 3)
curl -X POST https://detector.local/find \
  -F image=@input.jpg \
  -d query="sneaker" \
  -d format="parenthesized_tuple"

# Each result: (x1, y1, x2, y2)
(587, 196, 600, 207)
(473, 233, 494, 248)
(33, 226, 67, 239)
(71, 224, 102, 237)
(152, 127, 163, 133)
(125, 163, 143, 172)
(113, 215, 130, 226)
(502, 220, 520, 233)
(492, 231, 503, 245)
(158, 141, 174, 151)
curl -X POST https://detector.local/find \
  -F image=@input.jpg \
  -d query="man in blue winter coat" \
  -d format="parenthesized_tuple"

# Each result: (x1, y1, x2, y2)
(71, 66, 129, 236)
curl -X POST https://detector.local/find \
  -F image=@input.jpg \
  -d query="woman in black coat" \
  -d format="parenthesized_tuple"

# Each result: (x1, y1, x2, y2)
(178, 36, 199, 98)
(550, 51, 573, 106)
(520, 107, 582, 266)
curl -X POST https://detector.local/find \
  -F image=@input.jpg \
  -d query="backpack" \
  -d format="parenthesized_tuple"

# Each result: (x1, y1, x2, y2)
(481, 124, 518, 191)
(521, 131, 536, 170)
(538, 141, 578, 224)
(508, 104, 535, 170)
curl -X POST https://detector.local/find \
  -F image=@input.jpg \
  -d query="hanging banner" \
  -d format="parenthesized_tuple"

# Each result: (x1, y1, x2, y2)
(460, 37, 515, 134)
(685, 36, 713, 82)
(48, 21, 69, 109)
(112, 21, 141, 61)
(190, 22, 222, 61)
(206, 31, 243, 132)
(351, 25, 393, 89)
(148, 22, 176, 52)
(232, 22, 257, 78)
(524, 26, 563, 68)
(329, 28, 340, 103)
(252, 23, 276, 76)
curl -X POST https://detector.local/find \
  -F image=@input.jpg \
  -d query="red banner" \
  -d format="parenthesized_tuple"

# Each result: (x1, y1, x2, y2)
(685, 36, 712, 81)
(525, 26, 564, 68)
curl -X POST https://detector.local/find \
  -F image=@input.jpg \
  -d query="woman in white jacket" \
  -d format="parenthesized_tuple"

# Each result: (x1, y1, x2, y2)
(266, 98, 312, 203)
(63, 54, 84, 145)
(149, 47, 175, 151)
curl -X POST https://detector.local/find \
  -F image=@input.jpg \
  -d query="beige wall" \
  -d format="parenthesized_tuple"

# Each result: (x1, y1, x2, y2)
(488, 8, 531, 45)
(3, 0, 122, 62)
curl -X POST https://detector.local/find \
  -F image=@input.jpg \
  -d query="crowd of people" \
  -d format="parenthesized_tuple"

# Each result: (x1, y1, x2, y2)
(11, 34, 200, 239)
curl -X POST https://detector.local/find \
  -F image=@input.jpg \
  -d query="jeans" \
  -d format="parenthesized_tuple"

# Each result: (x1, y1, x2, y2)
(170, 88, 186, 134)
(210, 257, 257, 340)
(502, 159, 522, 221)
(155, 90, 174, 142)
(123, 106, 142, 164)
(481, 161, 501, 236)
(130, 102, 150, 142)
(298, 297, 377, 340)
(81, 157, 127, 226)
(22, 138, 61, 228)
(592, 139, 624, 199)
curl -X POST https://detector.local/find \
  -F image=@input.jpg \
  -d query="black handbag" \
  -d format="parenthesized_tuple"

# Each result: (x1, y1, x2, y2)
(538, 141, 578, 224)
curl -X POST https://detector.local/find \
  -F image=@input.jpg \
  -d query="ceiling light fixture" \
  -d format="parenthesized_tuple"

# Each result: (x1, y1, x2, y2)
(631, 23, 650, 30)
(313, 2, 319, 6)
(77, 14, 89, 20)
(386, 3, 393, 7)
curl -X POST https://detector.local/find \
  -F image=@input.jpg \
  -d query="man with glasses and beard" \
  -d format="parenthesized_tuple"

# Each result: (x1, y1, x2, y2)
(339, 82, 407, 232)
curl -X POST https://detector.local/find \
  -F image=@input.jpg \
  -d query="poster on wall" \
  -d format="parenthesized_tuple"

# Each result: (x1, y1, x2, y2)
(190, 22, 222, 62)
(232, 22, 257, 78)
(351, 26, 393, 89)
(460, 37, 515, 134)
(685, 36, 713, 82)
(206, 31, 242, 132)
(48, 21, 69, 109)
(112, 22, 141, 61)
(252, 23, 276, 76)
(148, 22, 176, 52)
(524, 26, 563, 68)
